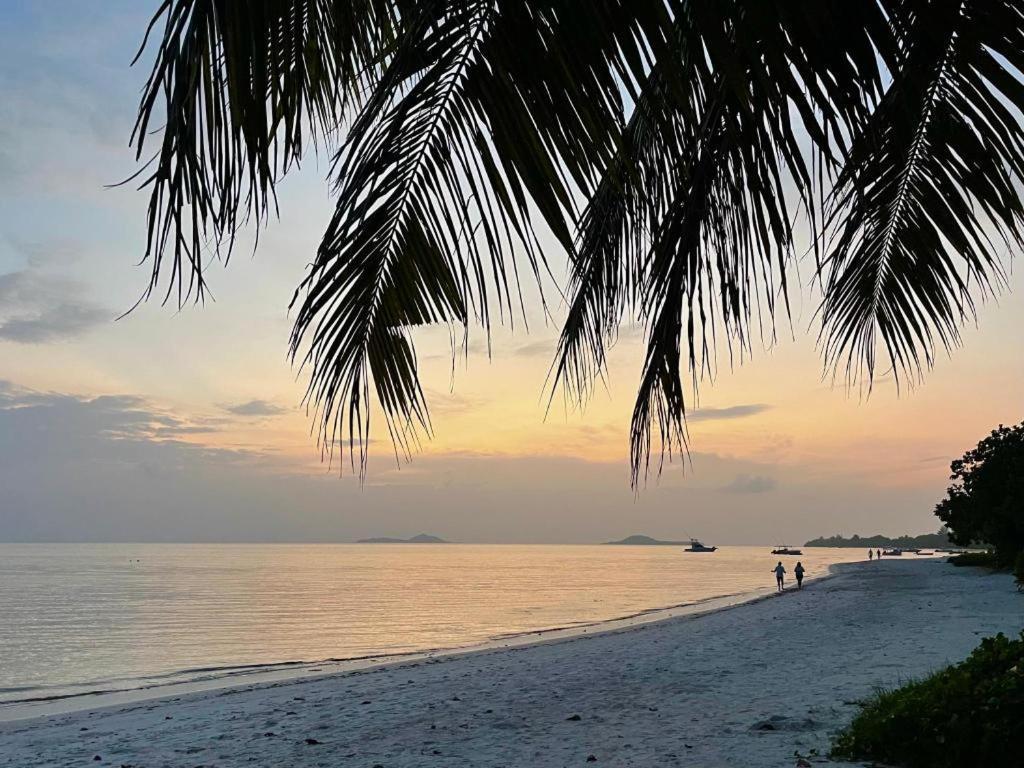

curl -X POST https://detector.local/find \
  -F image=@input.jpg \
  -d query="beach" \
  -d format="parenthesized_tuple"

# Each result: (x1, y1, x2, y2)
(2, 559, 1018, 767)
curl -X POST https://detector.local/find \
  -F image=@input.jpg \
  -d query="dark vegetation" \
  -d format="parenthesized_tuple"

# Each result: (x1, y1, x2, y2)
(947, 551, 999, 568)
(935, 422, 1024, 567)
(805, 531, 951, 549)
(832, 633, 1024, 768)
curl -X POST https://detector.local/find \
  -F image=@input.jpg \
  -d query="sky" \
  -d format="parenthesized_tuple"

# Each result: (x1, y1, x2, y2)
(1, 2, 1022, 544)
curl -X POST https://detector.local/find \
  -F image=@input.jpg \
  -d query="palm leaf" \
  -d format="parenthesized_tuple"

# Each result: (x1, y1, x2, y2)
(129, 0, 398, 304)
(288, 0, 669, 471)
(555, 0, 891, 480)
(821, 0, 1024, 387)
(128, 0, 1024, 484)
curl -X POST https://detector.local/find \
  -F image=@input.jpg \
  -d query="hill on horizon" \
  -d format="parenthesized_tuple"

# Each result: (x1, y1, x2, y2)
(603, 534, 688, 546)
(356, 533, 449, 544)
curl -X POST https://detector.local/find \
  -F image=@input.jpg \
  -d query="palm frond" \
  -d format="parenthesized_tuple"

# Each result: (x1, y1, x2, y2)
(555, 0, 891, 480)
(288, 0, 496, 471)
(129, 0, 1024, 485)
(130, 0, 397, 304)
(288, 0, 669, 471)
(821, 0, 1024, 387)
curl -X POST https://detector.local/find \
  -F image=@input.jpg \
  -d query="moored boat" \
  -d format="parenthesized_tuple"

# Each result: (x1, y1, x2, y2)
(771, 545, 802, 555)
(684, 538, 717, 552)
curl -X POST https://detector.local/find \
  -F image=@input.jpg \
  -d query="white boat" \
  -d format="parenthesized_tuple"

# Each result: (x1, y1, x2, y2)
(881, 548, 902, 556)
(684, 538, 717, 553)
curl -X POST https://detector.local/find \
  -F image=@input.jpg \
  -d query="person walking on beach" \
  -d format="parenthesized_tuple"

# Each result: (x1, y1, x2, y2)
(794, 561, 805, 589)
(868, 548, 874, 561)
(773, 561, 786, 592)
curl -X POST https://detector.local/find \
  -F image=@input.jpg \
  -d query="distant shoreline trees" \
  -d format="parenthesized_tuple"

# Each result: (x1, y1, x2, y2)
(804, 531, 952, 549)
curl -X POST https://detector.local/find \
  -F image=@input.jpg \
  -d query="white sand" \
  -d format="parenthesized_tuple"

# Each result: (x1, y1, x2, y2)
(2, 559, 1019, 767)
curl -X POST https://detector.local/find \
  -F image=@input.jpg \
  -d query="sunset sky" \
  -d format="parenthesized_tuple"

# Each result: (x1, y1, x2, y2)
(2, 1, 1022, 544)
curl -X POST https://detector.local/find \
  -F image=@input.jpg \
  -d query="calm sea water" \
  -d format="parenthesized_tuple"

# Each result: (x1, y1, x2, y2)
(0, 543, 867, 705)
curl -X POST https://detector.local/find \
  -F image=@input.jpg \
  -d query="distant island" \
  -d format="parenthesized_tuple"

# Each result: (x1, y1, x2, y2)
(357, 533, 449, 544)
(604, 534, 688, 546)
(805, 531, 952, 549)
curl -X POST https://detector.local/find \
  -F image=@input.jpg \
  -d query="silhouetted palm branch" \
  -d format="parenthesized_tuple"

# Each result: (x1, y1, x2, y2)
(129, 0, 1024, 482)
(820, 0, 1024, 386)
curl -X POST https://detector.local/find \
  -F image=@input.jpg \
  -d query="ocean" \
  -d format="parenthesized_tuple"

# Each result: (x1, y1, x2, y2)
(0, 543, 867, 709)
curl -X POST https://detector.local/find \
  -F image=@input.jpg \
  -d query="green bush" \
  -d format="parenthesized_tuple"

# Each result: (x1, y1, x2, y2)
(1015, 552, 1024, 592)
(947, 551, 999, 568)
(831, 632, 1024, 767)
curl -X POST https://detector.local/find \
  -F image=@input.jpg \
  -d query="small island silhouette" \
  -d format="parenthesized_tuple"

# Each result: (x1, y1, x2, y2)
(357, 533, 449, 544)
(603, 534, 689, 546)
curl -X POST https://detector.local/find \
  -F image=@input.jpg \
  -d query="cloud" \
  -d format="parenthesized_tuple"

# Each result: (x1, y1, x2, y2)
(721, 473, 778, 493)
(513, 339, 556, 358)
(513, 326, 645, 359)
(688, 404, 772, 422)
(424, 389, 488, 417)
(420, 335, 491, 361)
(0, 269, 108, 343)
(9, 237, 84, 268)
(0, 385, 219, 443)
(222, 399, 287, 417)
(0, 302, 108, 343)
(0, 382, 301, 542)
(0, 381, 940, 544)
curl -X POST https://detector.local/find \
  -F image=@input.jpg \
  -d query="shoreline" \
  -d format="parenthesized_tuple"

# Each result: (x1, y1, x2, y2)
(3, 559, 1018, 767)
(1, 566, 843, 722)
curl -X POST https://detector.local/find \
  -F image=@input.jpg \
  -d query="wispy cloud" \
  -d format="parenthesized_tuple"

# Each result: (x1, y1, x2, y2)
(0, 268, 108, 344)
(0, 385, 219, 442)
(721, 473, 778, 493)
(420, 335, 491, 361)
(0, 302, 108, 343)
(513, 339, 556, 358)
(222, 399, 287, 417)
(9, 237, 84, 268)
(424, 389, 489, 416)
(688, 404, 772, 422)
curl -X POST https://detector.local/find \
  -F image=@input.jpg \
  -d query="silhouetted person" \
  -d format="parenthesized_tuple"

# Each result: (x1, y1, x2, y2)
(794, 562, 805, 589)
(773, 561, 786, 592)
(876, 548, 882, 560)
(868, 549, 874, 561)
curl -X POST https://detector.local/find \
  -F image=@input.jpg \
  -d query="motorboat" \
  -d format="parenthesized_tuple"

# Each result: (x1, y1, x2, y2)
(771, 545, 803, 555)
(684, 538, 717, 552)
(881, 548, 903, 556)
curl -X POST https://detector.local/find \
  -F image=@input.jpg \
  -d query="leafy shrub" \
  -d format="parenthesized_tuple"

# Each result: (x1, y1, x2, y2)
(832, 632, 1024, 768)
(1015, 551, 1024, 592)
(947, 551, 999, 568)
